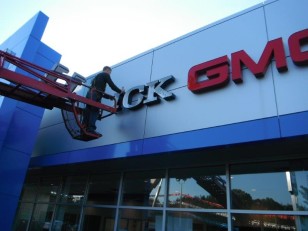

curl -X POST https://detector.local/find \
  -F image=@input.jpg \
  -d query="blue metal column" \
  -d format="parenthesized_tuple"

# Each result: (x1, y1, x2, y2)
(0, 11, 61, 230)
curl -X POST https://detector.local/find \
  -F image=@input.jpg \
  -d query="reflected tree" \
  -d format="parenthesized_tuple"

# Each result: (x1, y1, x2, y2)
(253, 198, 292, 210)
(231, 189, 293, 210)
(232, 189, 253, 209)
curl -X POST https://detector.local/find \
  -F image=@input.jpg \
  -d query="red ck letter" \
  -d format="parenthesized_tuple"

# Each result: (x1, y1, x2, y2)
(188, 55, 229, 93)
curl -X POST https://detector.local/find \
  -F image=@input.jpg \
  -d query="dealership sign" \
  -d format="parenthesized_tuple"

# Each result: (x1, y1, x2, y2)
(121, 29, 308, 110)
(122, 75, 175, 109)
(188, 28, 308, 93)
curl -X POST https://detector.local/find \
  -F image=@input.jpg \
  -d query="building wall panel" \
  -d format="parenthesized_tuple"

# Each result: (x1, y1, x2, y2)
(31, 0, 308, 164)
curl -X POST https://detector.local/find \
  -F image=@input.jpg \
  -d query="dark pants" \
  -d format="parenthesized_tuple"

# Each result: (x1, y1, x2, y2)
(82, 89, 101, 131)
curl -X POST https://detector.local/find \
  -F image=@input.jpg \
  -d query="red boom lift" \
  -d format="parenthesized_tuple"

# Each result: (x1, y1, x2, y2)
(0, 50, 120, 141)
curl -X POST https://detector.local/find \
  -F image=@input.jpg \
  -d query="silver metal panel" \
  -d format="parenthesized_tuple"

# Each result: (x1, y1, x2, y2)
(265, 0, 308, 56)
(151, 7, 268, 89)
(274, 57, 308, 115)
(145, 6, 277, 137)
(33, 106, 148, 156)
(33, 123, 74, 156)
(39, 108, 63, 128)
(264, 0, 308, 115)
(95, 106, 147, 144)
(144, 67, 278, 138)
(109, 52, 153, 94)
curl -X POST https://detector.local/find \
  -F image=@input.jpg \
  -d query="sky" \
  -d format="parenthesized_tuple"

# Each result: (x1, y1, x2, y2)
(1, 0, 264, 77)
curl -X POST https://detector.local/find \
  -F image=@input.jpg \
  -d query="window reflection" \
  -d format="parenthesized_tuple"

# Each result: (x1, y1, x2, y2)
(29, 204, 54, 230)
(12, 203, 33, 231)
(59, 176, 87, 204)
(15, 159, 308, 230)
(52, 205, 81, 231)
(121, 170, 165, 207)
(20, 177, 39, 202)
(232, 214, 308, 231)
(286, 171, 308, 211)
(168, 166, 226, 209)
(118, 209, 163, 231)
(87, 173, 120, 205)
(230, 161, 308, 211)
(37, 177, 61, 203)
(82, 207, 116, 231)
(166, 211, 227, 231)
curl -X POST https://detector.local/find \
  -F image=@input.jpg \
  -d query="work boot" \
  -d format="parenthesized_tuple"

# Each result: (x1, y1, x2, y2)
(86, 129, 102, 137)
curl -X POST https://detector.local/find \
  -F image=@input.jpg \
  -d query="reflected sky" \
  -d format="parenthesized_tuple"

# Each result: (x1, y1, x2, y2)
(167, 171, 307, 210)
(231, 172, 291, 204)
(231, 171, 307, 208)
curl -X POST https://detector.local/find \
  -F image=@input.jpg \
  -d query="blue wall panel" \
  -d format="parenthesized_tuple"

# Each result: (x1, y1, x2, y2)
(280, 111, 308, 137)
(0, 147, 30, 197)
(0, 11, 61, 231)
(4, 107, 43, 152)
(143, 117, 281, 155)
(30, 117, 281, 166)
(0, 194, 20, 231)
(0, 98, 17, 150)
(30, 139, 144, 166)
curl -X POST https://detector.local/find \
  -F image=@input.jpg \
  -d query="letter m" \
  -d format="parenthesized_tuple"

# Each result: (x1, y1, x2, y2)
(231, 38, 288, 83)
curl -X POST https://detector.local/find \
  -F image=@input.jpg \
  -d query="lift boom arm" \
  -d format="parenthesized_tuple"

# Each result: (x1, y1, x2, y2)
(0, 50, 118, 141)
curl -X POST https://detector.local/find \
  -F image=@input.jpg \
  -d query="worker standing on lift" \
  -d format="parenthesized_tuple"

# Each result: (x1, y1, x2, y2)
(82, 66, 124, 136)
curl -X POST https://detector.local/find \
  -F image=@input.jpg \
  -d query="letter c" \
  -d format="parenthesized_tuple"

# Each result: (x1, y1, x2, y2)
(122, 85, 145, 110)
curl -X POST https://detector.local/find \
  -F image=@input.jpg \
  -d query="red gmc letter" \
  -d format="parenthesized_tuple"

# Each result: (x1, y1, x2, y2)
(231, 38, 288, 83)
(289, 28, 308, 66)
(188, 55, 229, 93)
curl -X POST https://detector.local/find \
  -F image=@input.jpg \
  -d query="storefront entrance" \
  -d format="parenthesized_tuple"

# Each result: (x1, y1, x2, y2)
(14, 137, 308, 231)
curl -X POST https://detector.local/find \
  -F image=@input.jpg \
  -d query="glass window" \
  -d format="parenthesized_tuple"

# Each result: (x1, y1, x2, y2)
(121, 170, 166, 207)
(59, 176, 87, 204)
(12, 203, 34, 231)
(29, 204, 54, 231)
(168, 166, 226, 209)
(166, 211, 227, 231)
(82, 207, 116, 231)
(37, 177, 61, 203)
(230, 160, 308, 211)
(286, 170, 308, 211)
(118, 209, 163, 231)
(87, 173, 121, 205)
(232, 214, 308, 231)
(20, 177, 39, 202)
(52, 205, 81, 231)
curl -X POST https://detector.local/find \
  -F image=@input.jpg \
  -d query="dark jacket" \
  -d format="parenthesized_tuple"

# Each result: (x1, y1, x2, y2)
(91, 72, 121, 94)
